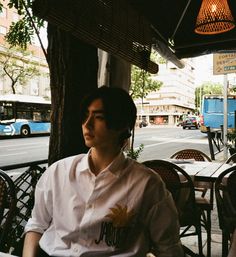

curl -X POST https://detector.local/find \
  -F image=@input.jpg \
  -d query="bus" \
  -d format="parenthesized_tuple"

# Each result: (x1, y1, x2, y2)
(200, 94, 236, 132)
(0, 94, 51, 137)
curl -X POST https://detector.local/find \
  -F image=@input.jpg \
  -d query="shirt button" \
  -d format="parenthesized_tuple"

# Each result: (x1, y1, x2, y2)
(73, 246, 78, 252)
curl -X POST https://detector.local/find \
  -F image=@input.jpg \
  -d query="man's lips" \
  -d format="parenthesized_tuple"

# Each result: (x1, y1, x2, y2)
(84, 133, 94, 139)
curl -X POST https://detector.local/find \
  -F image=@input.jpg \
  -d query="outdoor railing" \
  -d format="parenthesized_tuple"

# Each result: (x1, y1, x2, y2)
(206, 126, 224, 160)
(0, 159, 48, 254)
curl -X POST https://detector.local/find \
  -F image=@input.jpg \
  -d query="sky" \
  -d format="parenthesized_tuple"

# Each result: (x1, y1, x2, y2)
(194, 54, 236, 88)
(193, 54, 224, 85)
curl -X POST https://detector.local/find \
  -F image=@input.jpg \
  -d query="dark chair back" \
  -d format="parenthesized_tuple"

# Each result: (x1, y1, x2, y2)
(170, 148, 212, 198)
(142, 159, 203, 256)
(170, 148, 213, 257)
(215, 166, 236, 257)
(0, 169, 17, 251)
(170, 148, 211, 162)
(143, 160, 181, 202)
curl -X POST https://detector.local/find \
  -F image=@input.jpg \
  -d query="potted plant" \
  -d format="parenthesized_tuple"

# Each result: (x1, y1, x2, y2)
(126, 143, 144, 160)
(125, 127, 144, 160)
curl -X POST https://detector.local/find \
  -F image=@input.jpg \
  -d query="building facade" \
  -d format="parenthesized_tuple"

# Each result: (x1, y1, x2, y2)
(135, 59, 196, 125)
(0, 1, 50, 99)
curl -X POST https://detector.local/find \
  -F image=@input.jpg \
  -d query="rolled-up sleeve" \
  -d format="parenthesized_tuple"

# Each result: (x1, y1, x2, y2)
(24, 170, 53, 234)
(148, 191, 184, 257)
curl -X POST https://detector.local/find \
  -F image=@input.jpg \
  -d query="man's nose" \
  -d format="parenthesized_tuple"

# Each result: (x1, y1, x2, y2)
(84, 115, 93, 127)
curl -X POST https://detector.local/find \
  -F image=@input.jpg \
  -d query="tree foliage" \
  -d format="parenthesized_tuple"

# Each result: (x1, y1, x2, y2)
(0, 0, 45, 50)
(129, 65, 162, 100)
(0, 47, 40, 94)
(195, 81, 223, 110)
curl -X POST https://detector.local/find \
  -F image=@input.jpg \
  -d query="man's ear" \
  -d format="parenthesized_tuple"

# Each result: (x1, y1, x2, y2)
(120, 128, 131, 140)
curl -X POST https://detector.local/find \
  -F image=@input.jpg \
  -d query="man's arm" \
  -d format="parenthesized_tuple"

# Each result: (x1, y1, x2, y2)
(22, 231, 42, 257)
(149, 192, 184, 257)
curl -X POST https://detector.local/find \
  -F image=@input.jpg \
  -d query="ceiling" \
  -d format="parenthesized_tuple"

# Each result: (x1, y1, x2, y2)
(128, 0, 236, 59)
(33, 0, 236, 70)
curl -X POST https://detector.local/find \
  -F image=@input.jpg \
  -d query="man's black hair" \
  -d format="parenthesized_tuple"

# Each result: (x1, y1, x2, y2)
(80, 86, 137, 141)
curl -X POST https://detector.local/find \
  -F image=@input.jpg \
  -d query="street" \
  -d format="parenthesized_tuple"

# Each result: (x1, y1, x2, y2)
(0, 126, 210, 166)
(0, 135, 49, 167)
(134, 125, 209, 162)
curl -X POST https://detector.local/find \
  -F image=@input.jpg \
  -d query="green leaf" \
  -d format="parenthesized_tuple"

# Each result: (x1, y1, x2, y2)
(125, 144, 144, 160)
(4, 0, 45, 49)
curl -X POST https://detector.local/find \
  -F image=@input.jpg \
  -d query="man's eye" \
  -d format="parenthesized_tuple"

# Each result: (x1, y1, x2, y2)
(94, 114, 105, 120)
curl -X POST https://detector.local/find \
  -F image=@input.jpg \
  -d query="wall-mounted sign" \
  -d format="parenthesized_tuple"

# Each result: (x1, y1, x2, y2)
(213, 53, 236, 75)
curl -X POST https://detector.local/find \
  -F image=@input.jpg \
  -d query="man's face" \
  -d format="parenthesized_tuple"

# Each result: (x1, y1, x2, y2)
(82, 98, 121, 149)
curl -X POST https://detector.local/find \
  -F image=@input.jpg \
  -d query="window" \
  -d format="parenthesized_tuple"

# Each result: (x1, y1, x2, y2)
(17, 111, 32, 120)
(33, 111, 41, 121)
(0, 7, 7, 18)
(12, 12, 19, 22)
(0, 26, 7, 35)
(30, 82, 39, 96)
(0, 79, 3, 90)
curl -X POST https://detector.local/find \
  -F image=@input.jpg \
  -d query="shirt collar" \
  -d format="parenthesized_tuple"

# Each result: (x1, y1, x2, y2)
(69, 152, 89, 180)
(69, 149, 128, 180)
(106, 151, 127, 177)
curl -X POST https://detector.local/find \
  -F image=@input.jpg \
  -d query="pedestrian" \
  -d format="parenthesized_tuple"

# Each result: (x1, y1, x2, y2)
(22, 86, 184, 257)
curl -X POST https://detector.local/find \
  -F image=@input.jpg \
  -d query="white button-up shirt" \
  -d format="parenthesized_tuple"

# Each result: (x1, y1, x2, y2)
(25, 152, 184, 257)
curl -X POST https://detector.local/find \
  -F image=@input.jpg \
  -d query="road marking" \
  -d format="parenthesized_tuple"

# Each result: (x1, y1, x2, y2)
(0, 142, 48, 148)
(0, 152, 27, 157)
(136, 136, 208, 149)
(6, 145, 47, 151)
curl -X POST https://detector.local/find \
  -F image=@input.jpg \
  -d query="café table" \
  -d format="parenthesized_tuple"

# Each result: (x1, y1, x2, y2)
(168, 159, 232, 210)
(169, 159, 232, 183)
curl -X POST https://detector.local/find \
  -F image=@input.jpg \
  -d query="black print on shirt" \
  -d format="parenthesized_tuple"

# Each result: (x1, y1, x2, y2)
(95, 221, 130, 247)
(95, 204, 134, 248)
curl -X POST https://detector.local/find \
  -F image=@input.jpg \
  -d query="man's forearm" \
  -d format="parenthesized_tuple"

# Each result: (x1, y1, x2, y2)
(22, 231, 42, 257)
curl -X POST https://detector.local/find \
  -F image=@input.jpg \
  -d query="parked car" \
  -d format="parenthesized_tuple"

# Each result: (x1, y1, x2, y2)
(139, 120, 148, 128)
(182, 116, 200, 129)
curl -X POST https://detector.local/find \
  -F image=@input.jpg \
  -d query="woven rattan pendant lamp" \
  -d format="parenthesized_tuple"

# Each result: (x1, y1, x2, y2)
(195, 0, 235, 35)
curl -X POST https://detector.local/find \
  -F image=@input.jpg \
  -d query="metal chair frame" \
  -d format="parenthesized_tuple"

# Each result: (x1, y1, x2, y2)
(143, 159, 204, 257)
(170, 148, 212, 257)
(215, 166, 236, 257)
(0, 169, 17, 252)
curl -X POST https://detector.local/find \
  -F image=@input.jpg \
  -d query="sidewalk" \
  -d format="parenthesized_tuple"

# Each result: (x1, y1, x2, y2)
(182, 232, 222, 257)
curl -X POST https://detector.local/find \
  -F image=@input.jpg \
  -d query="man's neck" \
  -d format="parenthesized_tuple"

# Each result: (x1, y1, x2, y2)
(89, 147, 121, 176)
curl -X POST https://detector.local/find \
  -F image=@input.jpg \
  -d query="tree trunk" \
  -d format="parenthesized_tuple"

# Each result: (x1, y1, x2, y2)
(47, 25, 98, 165)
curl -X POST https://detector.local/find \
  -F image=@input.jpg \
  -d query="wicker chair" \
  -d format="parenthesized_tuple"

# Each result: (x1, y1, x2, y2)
(142, 159, 203, 257)
(170, 148, 212, 162)
(215, 166, 236, 257)
(0, 169, 17, 252)
(170, 148, 212, 257)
